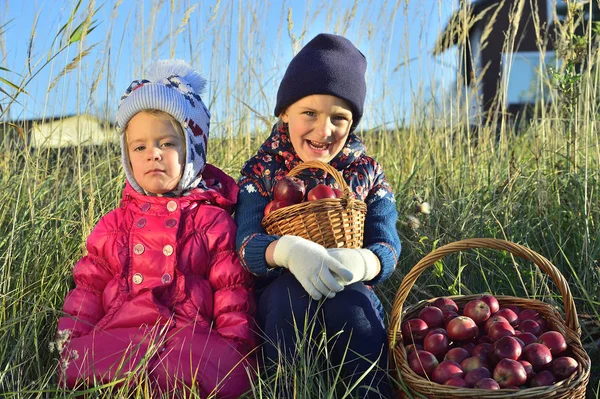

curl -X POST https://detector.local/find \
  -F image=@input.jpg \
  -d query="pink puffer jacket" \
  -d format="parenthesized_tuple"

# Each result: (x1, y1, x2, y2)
(57, 164, 256, 397)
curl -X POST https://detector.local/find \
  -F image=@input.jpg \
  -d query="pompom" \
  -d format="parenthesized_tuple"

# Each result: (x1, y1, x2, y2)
(145, 59, 206, 94)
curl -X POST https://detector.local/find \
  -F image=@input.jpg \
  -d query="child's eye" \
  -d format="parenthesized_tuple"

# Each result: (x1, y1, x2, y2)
(303, 111, 316, 117)
(133, 145, 145, 152)
(333, 115, 350, 123)
(162, 142, 176, 148)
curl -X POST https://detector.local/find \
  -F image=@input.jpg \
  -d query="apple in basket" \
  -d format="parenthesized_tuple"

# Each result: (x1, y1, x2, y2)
(552, 356, 578, 380)
(493, 358, 528, 387)
(263, 200, 295, 217)
(273, 176, 305, 203)
(307, 184, 337, 201)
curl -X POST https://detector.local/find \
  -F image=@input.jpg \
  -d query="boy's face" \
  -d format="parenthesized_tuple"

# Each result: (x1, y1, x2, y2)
(281, 94, 353, 163)
(126, 112, 185, 194)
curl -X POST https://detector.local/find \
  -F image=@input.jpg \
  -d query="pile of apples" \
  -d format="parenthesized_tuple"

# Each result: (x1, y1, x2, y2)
(401, 294, 579, 390)
(264, 176, 345, 217)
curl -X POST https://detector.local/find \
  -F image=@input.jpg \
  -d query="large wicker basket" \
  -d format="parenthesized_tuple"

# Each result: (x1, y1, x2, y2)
(261, 160, 367, 249)
(388, 238, 591, 399)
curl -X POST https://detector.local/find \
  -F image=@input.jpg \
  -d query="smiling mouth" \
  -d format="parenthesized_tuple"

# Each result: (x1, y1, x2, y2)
(307, 140, 331, 150)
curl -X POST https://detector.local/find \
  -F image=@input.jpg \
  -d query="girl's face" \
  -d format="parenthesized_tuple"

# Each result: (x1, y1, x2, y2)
(126, 112, 185, 194)
(281, 95, 353, 163)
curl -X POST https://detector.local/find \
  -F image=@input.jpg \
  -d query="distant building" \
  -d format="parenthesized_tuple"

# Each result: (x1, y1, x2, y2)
(434, 0, 561, 125)
(1, 113, 117, 150)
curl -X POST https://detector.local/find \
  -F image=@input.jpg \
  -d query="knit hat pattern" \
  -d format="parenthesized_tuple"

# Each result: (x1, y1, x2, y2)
(274, 33, 367, 130)
(116, 60, 210, 194)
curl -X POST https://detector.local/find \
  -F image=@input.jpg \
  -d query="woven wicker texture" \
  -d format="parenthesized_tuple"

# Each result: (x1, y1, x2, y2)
(261, 161, 367, 249)
(388, 238, 591, 399)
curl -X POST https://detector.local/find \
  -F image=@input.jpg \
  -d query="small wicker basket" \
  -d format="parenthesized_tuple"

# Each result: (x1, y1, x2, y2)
(388, 238, 591, 399)
(261, 160, 367, 249)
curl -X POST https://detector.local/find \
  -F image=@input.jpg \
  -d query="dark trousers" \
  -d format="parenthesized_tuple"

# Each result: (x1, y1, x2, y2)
(257, 272, 394, 398)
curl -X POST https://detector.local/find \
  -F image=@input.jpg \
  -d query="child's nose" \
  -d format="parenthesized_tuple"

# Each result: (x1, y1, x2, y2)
(314, 117, 334, 138)
(148, 147, 161, 161)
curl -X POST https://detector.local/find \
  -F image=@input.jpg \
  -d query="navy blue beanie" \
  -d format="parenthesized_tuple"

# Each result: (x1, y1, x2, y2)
(274, 33, 367, 130)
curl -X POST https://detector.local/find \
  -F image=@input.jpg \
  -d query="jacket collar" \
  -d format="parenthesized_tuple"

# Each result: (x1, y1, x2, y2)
(258, 123, 367, 171)
(121, 163, 238, 214)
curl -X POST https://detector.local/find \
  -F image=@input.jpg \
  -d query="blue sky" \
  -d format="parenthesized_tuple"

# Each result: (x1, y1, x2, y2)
(1, 0, 460, 130)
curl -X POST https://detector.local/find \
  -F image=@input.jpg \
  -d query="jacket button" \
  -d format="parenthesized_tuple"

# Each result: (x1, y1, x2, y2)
(161, 273, 172, 284)
(167, 201, 178, 212)
(133, 244, 145, 255)
(163, 244, 174, 256)
(132, 273, 143, 284)
(136, 218, 146, 228)
(165, 218, 177, 228)
(141, 203, 151, 212)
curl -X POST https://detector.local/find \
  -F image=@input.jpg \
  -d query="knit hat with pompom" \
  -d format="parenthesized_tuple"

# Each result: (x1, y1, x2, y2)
(116, 60, 210, 194)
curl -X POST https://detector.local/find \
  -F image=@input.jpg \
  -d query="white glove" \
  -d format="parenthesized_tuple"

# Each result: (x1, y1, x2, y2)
(326, 248, 381, 285)
(272, 236, 353, 300)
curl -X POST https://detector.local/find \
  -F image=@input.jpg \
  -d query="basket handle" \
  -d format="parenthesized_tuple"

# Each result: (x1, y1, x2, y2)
(389, 238, 580, 348)
(286, 160, 353, 199)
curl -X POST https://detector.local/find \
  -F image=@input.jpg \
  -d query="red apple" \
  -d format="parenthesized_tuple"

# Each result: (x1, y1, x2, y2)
(401, 319, 429, 343)
(522, 343, 553, 371)
(474, 378, 500, 389)
(471, 343, 493, 360)
(332, 187, 343, 198)
(463, 299, 491, 325)
(432, 297, 459, 313)
(535, 317, 548, 333)
(484, 315, 510, 332)
(444, 347, 471, 364)
(493, 358, 527, 387)
(487, 321, 515, 342)
(492, 336, 522, 361)
(264, 200, 275, 216)
(513, 336, 525, 348)
(519, 319, 541, 336)
(273, 176, 305, 203)
(408, 350, 439, 377)
(465, 367, 492, 387)
(552, 356, 578, 380)
(431, 361, 464, 384)
(518, 360, 535, 381)
(461, 342, 477, 354)
(519, 309, 540, 322)
(443, 310, 459, 328)
(530, 370, 556, 387)
(446, 316, 478, 341)
(307, 184, 336, 201)
(480, 294, 500, 314)
(478, 335, 494, 344)
(504, 305, 521, 315)
(272, 199, 296, 213)
(444, 377, 467, 387)
(424, 331, 450, 359)
(460, 356, 489, 373)
(419, 306, 444, 329)
(516, 332, 538, 346)
(538, 331, 567, 356)
(494, 308, 519, 326)
(405, 343, 423, 356)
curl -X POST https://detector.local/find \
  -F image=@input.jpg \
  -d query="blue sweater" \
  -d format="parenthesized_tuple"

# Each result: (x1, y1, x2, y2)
(235, 123, 401, 291)
(235, 124, 400, 289)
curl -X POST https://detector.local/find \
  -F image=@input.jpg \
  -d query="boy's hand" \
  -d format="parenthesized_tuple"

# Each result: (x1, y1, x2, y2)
(273, 236, 353, 300)
(326, 248, 381, 285)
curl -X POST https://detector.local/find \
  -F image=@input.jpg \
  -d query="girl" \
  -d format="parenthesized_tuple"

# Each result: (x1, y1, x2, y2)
(56, 60, 255, 398)
(235, 34, 401, 397)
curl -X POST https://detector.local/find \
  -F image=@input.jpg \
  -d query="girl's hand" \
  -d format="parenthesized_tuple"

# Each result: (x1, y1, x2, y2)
(326, 248, 381, 285)
(272, 236, 353, 300)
